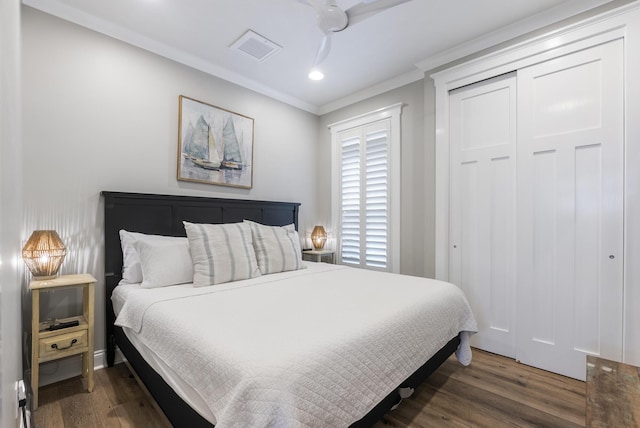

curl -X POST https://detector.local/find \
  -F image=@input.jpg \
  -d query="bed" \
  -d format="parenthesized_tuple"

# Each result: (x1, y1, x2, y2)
(102, 191, 476, 427)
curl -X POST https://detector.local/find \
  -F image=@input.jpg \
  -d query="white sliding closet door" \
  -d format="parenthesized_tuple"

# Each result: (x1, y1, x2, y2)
(449, 74, 517, 358)
(516, 39, 624, 380)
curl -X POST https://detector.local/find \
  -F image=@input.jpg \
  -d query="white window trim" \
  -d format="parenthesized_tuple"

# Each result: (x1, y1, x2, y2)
(329, 103, 403, 273)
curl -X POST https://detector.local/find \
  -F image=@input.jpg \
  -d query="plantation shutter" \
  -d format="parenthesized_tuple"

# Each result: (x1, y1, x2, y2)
(340, 130, 361, 265)
(330, 103, 401, 273)
(365, 125, 388, 268)
(337, 119, 391, 271)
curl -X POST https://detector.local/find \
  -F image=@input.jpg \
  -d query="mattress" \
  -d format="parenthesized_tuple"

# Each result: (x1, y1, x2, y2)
(113, 283, 218, 422)
(113, 262, 477, 427)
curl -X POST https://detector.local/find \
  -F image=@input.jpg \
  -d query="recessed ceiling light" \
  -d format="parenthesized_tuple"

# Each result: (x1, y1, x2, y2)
(308, 70, 324, 81)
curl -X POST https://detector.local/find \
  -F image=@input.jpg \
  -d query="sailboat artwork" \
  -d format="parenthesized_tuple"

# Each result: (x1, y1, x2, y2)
(221, 116, 243, 170)
(183, 115, 221, 170)
(177, 95, 254, 189)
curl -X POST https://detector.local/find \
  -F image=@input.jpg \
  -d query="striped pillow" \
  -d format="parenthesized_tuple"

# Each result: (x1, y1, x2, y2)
(245, 220, 305, 275)
(183, 221, 261, 286)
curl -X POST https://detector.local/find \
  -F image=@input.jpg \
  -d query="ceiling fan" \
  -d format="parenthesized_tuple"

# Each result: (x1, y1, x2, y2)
(300, 0, 413, 68)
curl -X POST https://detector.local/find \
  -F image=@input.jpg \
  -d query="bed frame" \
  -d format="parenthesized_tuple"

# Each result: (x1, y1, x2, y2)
(102, 191, 460, 427)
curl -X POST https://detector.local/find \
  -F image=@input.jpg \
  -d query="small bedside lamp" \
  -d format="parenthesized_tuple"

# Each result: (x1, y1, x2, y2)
(22, 230, 67, 280)
(311, 225, 327, 250)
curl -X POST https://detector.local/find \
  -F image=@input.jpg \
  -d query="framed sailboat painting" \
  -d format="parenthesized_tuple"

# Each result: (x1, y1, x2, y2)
(177, 95, 254, 189)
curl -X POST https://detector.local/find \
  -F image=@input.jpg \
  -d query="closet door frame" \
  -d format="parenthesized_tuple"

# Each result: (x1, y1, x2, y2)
(432, 4, 640, 365)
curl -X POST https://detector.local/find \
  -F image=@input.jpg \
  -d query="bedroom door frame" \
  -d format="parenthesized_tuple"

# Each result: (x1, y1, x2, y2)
(431, 2, 640, 367)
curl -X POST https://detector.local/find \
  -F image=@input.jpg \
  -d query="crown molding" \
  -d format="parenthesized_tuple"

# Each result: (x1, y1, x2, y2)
(23, 0, 630, 117)
(416, 0, 620, 73)
(317, 69, 424, 116)
(429, 0, 639, 86)
(22, 0, 320, 114)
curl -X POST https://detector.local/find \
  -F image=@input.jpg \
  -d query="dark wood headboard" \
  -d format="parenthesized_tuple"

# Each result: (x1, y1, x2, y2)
(101, 191, 301, 365)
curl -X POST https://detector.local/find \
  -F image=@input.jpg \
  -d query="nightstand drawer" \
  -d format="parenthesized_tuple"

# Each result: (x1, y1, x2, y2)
(39, 329, 87, 359)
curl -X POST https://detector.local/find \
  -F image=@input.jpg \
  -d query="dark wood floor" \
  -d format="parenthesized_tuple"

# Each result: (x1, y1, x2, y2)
(34, 363, 167, 427)
(34, 349, 586, 427)
(375, 350, 585, 427)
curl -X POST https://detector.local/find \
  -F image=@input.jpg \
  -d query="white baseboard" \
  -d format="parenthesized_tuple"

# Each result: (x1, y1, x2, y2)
(38, 348, 125, 387)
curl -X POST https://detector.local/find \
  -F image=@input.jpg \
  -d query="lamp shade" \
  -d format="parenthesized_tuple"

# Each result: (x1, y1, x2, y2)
(22, 230, 67, 280)
(311, 225, 327, 250)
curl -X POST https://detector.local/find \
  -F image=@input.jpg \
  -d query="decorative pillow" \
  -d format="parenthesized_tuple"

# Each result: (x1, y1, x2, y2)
(245, 220, 305, 275)
(134, 238, 194, 288)
(183, 221, 261, 286)
(119, 230, 189, 284)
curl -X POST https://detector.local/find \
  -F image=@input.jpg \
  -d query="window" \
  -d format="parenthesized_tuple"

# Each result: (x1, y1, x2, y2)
(329, 104, 402, 273)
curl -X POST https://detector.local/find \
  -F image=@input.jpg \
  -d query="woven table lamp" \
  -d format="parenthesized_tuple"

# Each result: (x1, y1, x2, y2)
(311, 225, 327, 250)
(22, 230, 67, 280)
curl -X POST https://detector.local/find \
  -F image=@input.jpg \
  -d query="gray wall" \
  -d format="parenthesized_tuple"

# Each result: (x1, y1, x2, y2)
(318, 79, 435, 278)
(1, 0, 24, 426)
(22, 7, 320, 361)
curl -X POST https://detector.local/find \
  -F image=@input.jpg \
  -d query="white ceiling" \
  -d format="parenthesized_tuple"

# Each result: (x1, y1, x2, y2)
(23, 0, 615, 114)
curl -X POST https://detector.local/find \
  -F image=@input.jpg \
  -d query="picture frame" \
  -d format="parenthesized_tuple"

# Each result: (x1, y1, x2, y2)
(177, 95, 254, 189)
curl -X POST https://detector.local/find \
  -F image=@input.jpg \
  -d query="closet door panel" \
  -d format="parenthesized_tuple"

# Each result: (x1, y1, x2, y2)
(450, 74, 517, 358)
(489, 157, 512, 332)
(531, 149, 559, 345)
(460, 160, 479, 298)
(517, 39, 623, 380)
(532, 59, 602, 136)
(574, 144, 602, 354)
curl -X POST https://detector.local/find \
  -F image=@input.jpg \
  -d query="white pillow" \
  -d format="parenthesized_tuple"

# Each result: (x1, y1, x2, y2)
(183, 221, 261, 286)
(245, 220, 305, 275)
(133, 238, 193, 288)
(119, 230, 188, 284)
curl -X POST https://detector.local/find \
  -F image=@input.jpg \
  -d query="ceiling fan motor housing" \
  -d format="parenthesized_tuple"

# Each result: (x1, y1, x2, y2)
(318, 5, 348, 32)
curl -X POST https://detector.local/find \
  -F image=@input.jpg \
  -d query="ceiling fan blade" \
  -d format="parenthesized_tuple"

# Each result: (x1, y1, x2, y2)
(345, 0, 412, 27)
(297, 0, 326, 12)
(313, 33, 332, 66)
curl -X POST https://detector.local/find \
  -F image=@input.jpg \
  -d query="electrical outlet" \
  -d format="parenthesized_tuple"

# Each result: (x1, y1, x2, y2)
(16, 379, 26, 422)
(17, 379, 26, 404)
(15, 381, 20, 420)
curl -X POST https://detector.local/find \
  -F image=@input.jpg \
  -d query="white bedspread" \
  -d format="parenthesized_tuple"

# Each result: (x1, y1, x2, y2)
(115, 263, 477, 427)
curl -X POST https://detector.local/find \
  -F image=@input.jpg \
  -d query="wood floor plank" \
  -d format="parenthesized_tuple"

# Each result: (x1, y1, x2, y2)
(85, 369, 123, 428)
(33, 363, 162, 428)
(56, 376, 107, 428)
(423, 371, 581, 428)
(33, 349, 587, 427)
(379, 392, 473, 428)
(112, 396, 169, 428)
(98, 362, 146, 407)
(376, 349, 586, 428)
(33, 383, 65, 428)
(438, 353, 585, 425)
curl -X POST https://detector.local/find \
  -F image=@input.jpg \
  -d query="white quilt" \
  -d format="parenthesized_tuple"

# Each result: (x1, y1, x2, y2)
(115, 263, 477, 427)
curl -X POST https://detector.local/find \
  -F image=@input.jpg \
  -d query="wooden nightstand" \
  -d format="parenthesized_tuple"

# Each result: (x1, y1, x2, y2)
(30, 273, 95, 410)
(302, 249, 335, 264)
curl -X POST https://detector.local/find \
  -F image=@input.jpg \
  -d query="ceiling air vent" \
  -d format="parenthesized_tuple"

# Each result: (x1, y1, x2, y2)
(230, 30, 281, 62)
